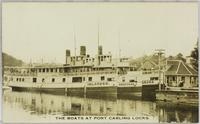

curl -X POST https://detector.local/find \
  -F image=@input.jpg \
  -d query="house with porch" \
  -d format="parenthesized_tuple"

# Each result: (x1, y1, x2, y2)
(165, 60, 198, 88)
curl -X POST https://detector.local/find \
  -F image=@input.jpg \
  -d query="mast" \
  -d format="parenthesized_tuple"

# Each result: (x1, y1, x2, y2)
(118, 29, 121, 62)
(73, 25, 77, 65)
(97, 20, 100, 65)
(98, 21, 100, 53)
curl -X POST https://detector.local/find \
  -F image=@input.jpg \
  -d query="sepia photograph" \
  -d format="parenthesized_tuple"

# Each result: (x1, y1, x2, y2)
(2, 2, 199, 123)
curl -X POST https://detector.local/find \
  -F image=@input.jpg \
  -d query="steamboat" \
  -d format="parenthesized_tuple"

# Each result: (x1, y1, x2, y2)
(3, 45, 142, 98)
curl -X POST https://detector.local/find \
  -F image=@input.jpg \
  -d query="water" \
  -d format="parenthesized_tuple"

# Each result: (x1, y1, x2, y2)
(3, 90, 198, 123)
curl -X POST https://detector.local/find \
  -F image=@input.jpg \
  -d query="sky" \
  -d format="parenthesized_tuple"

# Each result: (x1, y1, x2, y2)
(2, 2, 198, 64)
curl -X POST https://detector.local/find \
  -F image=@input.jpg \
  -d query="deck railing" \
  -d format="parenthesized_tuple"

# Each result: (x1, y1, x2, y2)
(4, 70, 117, 76)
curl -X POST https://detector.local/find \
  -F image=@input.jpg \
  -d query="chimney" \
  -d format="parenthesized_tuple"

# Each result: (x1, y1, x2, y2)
(66, 49, 71, 64)
(80, 46, 86, 56)
(98, 46, 103, 55)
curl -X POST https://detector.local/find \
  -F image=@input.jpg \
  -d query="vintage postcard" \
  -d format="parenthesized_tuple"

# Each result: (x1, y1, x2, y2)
(2, 2, 199, 123)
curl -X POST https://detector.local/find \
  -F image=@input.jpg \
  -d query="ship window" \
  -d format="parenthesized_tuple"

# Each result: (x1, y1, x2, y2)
(51, 69, 53, 72)
(72, 77, 82, 83)
(64, 68, 67, 72)
(101, 76, 105, 81)
(122, 77, 125, 82)
(52, 78, 55, 82)
(62, 78, 66, 82)
(43, 68, 45, 72)
(33, 78, 37, 83)
(107, 78, 112, 81)
(16, 78, 18, 82)
(88, 77, 92, 81)
(42, 78, 45, 83)
(150, 77, 158, 80)
(129, 80, 135, 82)
(22, 78, 24, 82)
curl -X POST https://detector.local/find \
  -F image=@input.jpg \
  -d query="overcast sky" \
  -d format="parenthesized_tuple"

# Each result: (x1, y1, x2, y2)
(2, 2, 198, 63)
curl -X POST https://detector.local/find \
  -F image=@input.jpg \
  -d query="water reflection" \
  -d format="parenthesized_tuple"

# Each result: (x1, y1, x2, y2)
(3, 91, 198, 123)
(157, 102, 198, 123)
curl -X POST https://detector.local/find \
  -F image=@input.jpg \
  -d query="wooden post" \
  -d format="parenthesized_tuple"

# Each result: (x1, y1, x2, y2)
(65, 88, 68, 95)
(155, 49, 165, 90)
(84, 83, 87, 95)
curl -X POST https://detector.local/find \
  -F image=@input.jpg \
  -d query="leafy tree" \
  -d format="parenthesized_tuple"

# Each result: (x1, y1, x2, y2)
(190, 41, 198, 67)
(175, 53, 186, 62)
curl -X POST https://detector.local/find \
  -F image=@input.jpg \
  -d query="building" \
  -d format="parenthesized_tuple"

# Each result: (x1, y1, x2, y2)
(165, 60, 198, 88)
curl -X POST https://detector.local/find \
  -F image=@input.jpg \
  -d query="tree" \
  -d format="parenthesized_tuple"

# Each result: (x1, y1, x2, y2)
(190, 41, 198, 67)
(175, 53, 186, 62)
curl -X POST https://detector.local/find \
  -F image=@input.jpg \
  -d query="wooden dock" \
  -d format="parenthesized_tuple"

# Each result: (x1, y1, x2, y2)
(156, 87, 198, 106)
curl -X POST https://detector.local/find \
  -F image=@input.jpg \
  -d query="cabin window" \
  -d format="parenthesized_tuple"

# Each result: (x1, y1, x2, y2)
(122, 77, 125, 82)
(43, 69, 45, 72)
(16, 78, 18, 82)
(62, 78, 66, 82)
(150, 77, 158, 80)
(51, 69, 53, 72)
(88, 77, 92, 81)
(46, 68, 49, 72)
(101, 76, 105, 81)
(72, 77, 82, 83)
(129, 80, 135, 82)
(107, 78, 112, 81)
(33, 78, 37, 83)
(22, 78, 24, 82)
(52, 78, 55, 82)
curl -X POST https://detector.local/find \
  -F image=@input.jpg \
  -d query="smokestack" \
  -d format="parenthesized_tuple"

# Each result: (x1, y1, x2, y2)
(98, 46, 103, 55)
(66, 49, 71, 64)
(80, 46, 86, 56)
(66, 49, 71, 56)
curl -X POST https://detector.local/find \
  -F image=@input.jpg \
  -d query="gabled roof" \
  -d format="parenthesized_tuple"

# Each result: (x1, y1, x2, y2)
(141, 57, 166, 70)
(165, 60, 198, 76)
